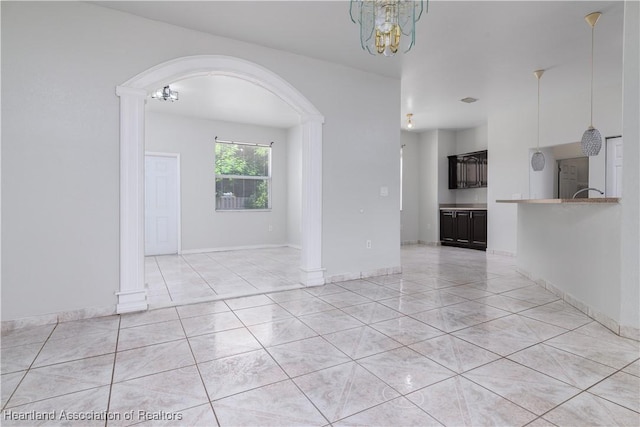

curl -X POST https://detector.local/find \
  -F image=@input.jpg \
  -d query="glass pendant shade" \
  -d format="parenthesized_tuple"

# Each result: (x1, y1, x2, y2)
(581, 126, 602, 156)
(531, 151, 545, 171)
(350, 0, 425, 56)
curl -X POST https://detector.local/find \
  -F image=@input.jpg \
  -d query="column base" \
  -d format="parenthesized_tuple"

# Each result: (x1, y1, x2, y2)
(116, 289, 148, 314)
(300, 268, 325, 287)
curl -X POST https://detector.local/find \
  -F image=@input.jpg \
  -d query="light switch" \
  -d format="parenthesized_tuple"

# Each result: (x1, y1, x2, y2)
(380, 186, 389, 197)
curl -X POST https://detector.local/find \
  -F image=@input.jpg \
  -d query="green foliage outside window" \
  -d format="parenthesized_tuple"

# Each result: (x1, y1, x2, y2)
(215, 143, 270, 210)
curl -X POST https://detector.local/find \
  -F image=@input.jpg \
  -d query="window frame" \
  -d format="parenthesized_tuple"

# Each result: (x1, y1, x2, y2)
(214, 140, 273, 212)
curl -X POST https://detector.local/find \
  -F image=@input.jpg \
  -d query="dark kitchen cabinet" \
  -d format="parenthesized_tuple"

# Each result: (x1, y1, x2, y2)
(440, 210, 455, 243)
(469, 210, 487, 247)
(448, 150, 488, 189)
(440, 209, 487, 250)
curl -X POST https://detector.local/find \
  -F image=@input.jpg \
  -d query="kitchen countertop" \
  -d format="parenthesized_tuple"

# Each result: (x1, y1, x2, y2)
(439, 204, 487, 210)
(496, 198, 620, 204)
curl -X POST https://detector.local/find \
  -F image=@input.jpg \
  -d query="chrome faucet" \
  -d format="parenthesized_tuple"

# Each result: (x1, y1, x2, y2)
(572, 187, 604, 199)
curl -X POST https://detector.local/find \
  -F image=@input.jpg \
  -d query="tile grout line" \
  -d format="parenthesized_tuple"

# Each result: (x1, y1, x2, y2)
(226, 303, 333, 425)
(152, 255, 175, 304)
(1, 322, 59, 412)
(176, 307, 222, 427)
(4, 246, 637, 425)
(103, 316, 123, 427)
(179, 254, 221, 296)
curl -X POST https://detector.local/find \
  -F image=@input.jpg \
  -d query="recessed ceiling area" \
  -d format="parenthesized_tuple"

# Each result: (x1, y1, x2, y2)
(98, 1, 625, 131)
(146, 75, 300, 128)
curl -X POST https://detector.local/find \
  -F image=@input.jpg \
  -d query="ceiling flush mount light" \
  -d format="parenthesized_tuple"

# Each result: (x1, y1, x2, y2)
(151, 85, 179, 102)
(531, 69, 545, 172)
(460, 97, 478, 104)
(406, 113, 413, 129)
(581, 11, 602, 156)
(350, 0, 426, 56)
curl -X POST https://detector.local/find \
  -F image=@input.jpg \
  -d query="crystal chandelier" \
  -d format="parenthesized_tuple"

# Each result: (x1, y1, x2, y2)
(151, 85, 179, 102)
(350, 0, 426, 56)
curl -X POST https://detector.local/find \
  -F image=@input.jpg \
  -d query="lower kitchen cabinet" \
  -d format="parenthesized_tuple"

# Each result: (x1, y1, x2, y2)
(440, 209, 487, 250)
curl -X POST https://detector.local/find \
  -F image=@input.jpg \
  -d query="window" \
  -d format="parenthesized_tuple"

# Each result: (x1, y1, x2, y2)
(215, 141, 271, 210)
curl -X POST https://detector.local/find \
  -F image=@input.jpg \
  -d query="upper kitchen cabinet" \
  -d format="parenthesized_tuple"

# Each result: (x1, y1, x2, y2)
(448, 150, 488, 189)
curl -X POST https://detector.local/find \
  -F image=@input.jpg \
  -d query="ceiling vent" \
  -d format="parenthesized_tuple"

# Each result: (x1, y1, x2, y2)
(460, 97, 478, 104)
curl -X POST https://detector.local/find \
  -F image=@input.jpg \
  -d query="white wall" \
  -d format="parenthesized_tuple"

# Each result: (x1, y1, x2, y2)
(517, 204, 621, 325)
(1, 2, 401, 321)
(437, 130, 456, 205)
(487, 81, 623, 255)
(286, 125, 302, 247)
(145, 112, 290, 251)
(417, 130, 439, 244)
(400, 131, 420, 244)
(494, 2, 638, 334)
(619, 0, 640, 335)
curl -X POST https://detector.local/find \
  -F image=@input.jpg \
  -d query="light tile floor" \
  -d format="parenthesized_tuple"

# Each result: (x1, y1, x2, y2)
(145, 247, 303, 306)
(2, 245, 639, 426)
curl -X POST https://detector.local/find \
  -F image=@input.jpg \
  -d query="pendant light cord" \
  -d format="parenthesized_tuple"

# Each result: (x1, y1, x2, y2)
(590, 24, 595, 127)
(537, 77, 540, 151)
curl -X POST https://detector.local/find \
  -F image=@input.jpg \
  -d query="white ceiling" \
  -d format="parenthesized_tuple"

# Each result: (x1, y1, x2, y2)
(96, 1, 625, 131)
(146, 75, 300, 128)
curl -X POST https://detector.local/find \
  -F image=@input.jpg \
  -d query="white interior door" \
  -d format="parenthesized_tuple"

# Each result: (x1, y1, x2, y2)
(145, 154, 179, 256)
(558, 159, 578, 199)
(606, 137, 623, 197)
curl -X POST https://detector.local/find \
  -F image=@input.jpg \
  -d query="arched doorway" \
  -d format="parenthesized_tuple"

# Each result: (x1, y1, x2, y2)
(115, 55, 325, 314)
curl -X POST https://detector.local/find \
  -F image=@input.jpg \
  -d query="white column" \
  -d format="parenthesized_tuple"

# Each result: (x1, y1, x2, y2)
(115, 86, 148, 313)
(299, 115, 325, 286)
(620, 0, 640, 338)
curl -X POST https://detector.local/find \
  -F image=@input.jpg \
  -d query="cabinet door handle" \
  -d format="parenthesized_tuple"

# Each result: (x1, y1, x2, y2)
(470, 211, 473, 218)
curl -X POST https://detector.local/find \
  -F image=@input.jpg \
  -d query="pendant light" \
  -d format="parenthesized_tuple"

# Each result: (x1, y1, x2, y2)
(531, 70, 545, 171)
(406, 113, 414, 129)
(581, 12, 602, 156)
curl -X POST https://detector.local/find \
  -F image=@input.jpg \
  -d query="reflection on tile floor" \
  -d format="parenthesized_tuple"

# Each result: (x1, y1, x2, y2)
(145, 247, 302, 306)
(2, 245, 639, 426)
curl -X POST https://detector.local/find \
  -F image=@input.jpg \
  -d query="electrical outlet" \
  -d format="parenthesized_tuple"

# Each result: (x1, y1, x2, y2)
(268, 225, 273, 232)
(366, 240, 372, 249)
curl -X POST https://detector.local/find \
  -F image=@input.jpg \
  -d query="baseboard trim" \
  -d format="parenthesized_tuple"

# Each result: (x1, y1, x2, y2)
(180, 244, 292, 255)
(487, 249, 516, 257)
(417, 240, 441, 246)
(517, 268, 639, 342)
(326, 265, 402, 284)
(1, 304, 117, 333)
